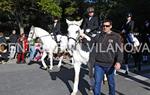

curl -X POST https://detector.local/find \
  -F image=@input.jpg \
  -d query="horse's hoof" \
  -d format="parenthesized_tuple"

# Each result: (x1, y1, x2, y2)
(49, 67, 53, 70)
(40, 67, 49, 71)
(125, 71, 129, 75)
(57, 65, 61, 68)
(71, 92, 77, 95)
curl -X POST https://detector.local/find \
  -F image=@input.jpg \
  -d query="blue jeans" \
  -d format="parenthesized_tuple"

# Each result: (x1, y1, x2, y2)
(94, 64, 115, 95)
(29, 46, 35, 60)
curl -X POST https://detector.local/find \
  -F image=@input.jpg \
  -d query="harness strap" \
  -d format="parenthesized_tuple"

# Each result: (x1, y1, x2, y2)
(68, 37, 78, 42)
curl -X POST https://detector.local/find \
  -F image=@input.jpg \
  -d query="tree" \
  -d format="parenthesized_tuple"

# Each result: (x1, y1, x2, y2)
(0, 0, 37, 34)
(0, 0, 149, 33)
(59, 0, 84, 20)
(0, 0, 14, 32)
(37, 0, 62, 17)
(0, 0, 13, 12)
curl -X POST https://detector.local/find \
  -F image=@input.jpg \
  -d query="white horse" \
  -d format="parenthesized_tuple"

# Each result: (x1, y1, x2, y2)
(28, 27, 68, 70)
(66, 19, 92, 95)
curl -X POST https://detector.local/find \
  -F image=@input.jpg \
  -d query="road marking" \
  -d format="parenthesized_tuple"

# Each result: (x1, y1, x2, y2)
(118, 69, 149, 81)
(133, 75, 149, 81)
(125, 78, 134, 81)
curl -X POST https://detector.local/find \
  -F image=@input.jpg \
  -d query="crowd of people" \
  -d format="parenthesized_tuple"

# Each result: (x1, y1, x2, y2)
(0, 31, 28, 64)
(0, 30, 45, 64)
(0, 6, 149, 95)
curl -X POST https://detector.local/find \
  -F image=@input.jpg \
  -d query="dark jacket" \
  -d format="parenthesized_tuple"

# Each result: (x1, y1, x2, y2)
(91, 31, 123, 67)
(9, 34, 18, 43)
(82, 16, 99, 36)
(0, 36, 6, 44)
(122, 20, 135, 34)
(52, 21, 61, 35)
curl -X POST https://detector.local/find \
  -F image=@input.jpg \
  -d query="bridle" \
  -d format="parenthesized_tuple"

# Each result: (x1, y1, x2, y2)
(68, 37, 78, 43)
(68, 24, 81, 49)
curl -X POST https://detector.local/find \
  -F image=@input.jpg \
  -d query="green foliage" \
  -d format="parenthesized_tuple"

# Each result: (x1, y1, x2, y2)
(37, 0, 62, 17)
(65, 7, 76, 15)
(0, 0, 149, 32)
(64, 1, 76, 15)
(95, 0, 119, 18)
(62, 0, 82, 16)
(0, 0, 13, 12)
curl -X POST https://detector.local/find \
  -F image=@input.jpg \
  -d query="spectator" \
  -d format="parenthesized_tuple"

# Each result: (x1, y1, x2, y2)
(28, 36, 36, 62)
(33, 37, 43, 61)
(17, 33, 28, 64)
(0, 32, 6, 44)
(0, 44, 9, 64)
(0, 32, 8, 64)
(9, 30, 18, 59)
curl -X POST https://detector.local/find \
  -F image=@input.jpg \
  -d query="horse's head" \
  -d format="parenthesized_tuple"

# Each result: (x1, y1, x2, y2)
(66, 19, 83, 50)
(28, 26, 36, 42)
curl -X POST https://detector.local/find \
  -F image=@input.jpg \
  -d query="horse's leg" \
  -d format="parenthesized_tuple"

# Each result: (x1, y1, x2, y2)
(137, 53, 142, 71)
(89, 68, 94, 91)
(125, 52, 129, 74)
(88, 62, 94, 91)
(49, 52, 53, 70)
(57, 55, 63, 68)
(133, 53, 141, 71)
(88, 51, 95, 91)
(132, 53, 137, 71)
(41, 51, 48, 69)
(71, 62, 81, 95)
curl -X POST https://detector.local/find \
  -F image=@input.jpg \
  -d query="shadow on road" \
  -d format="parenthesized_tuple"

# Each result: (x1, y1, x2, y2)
(47, 65, 92, 95)
(141, 86, 150, 91)
(115, 90, 125, 95)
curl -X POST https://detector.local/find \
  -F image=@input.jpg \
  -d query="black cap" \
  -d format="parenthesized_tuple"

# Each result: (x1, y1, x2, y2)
(53, 16, 59, 20)
(127, 13, 132, 17)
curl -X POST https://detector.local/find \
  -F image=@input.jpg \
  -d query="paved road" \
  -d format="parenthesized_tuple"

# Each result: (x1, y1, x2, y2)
(0, 60, 150, 95)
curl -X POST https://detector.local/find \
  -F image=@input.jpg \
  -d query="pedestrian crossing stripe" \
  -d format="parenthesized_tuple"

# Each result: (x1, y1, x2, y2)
(118, 69, 149, 81)
(133, 75, 149, 81)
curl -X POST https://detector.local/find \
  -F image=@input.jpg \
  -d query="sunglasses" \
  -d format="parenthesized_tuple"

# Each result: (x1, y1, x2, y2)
(102, 25, 110, 27)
